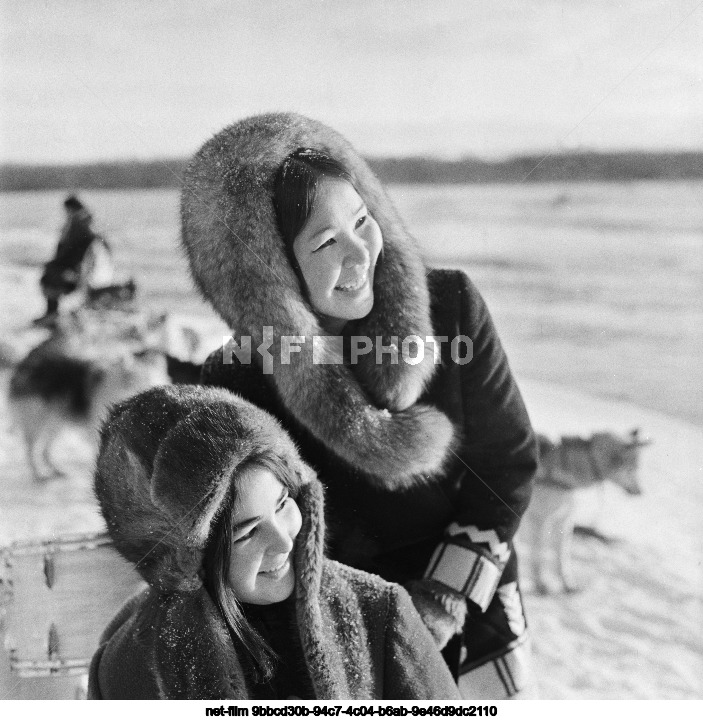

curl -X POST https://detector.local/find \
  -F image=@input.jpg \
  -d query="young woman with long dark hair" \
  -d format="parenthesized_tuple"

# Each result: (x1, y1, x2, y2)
(88, 385, 459, 700)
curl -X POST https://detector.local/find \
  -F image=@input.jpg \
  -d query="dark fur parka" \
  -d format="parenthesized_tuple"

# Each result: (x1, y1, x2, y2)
(89, 385, 460, 700)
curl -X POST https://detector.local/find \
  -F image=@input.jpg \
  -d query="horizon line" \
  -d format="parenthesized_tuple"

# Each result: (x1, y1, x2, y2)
(2, 147, 702, 170)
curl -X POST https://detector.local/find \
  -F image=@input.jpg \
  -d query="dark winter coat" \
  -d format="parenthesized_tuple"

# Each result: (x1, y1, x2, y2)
(180, 113, 537, 624)
(41, 209, 98, 296)
(88, 385, 460, 700)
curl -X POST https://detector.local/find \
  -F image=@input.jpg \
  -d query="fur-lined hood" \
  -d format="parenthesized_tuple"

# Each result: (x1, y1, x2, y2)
(181, 113, 455, 488)
(93, 384, 328, 697)
(91, 385, 460, 699)
(94, 384, 322, 595)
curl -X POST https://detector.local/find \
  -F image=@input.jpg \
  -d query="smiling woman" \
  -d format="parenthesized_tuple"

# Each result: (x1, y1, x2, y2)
(88, 385, 460, 700)
(274, 149, 383, 334)
(186, 113, 538, 698)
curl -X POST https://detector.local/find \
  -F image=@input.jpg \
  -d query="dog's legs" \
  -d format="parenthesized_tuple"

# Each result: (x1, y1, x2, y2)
(573, 482, 618, 544)
(25, 420, 65, 481)
(40, 422, 66, 479)
(532, 515, 553, 596)
(11, 398, 62, 481)
(528, 487, 579, 595)
(23, 425, 46, 482)
(555, 501, 578, 593)
(524, 486, 560, 595)
(24, 425, 60, 481)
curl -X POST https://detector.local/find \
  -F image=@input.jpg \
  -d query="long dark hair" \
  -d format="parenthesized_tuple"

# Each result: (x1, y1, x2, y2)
(203, 454, 302, 683)
(273, 148, 354, 257)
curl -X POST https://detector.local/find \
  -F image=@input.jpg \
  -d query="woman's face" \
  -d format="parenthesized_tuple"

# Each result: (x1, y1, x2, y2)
(227, 464, 302, 605)
(293, 177, 383, 333)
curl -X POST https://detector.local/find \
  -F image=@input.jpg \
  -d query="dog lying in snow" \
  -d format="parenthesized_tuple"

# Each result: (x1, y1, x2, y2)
(521, 429, 651, 594)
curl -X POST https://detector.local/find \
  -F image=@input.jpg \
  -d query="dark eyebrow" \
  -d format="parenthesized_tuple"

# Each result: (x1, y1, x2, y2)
(231, 514, 261, 535)
(308, 203, 366, 243)
(231, 488, 288, 534)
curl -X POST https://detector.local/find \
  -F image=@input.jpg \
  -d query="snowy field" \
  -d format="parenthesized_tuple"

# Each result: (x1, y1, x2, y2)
(0, 182, 701, 699)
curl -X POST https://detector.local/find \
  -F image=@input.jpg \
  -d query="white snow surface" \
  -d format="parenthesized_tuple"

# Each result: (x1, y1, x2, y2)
(516, 379, 702, 699)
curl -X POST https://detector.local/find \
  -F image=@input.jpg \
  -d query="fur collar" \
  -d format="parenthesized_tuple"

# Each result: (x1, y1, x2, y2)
(181, 113, 456, 489)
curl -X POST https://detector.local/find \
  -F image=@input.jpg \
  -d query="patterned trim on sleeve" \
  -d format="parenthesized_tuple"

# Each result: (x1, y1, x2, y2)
(424, 525, 510, 612)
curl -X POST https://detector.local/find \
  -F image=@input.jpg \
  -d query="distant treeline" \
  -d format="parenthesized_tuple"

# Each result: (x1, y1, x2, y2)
(372, 151, 703, 183)
(1, 151, 701, 191)
(0, 160, 187, 192)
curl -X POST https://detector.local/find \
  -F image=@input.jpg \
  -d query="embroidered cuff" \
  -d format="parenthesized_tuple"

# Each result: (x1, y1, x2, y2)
(425, 526, 510, 613)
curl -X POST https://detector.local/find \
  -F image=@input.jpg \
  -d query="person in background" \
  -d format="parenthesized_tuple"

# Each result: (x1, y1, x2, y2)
(181, 113, 539, 698)
(88, 385, 460, 700)
(34, 194, 109, 326)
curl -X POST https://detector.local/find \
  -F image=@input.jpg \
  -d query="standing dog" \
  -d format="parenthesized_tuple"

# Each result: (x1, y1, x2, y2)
(6, 309, 204, 480)
(521, 429, 651, 594)
(8, 343, 169, 481)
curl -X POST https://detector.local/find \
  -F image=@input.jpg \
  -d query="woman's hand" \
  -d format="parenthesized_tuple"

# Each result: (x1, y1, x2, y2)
(405, 579, 468, 650)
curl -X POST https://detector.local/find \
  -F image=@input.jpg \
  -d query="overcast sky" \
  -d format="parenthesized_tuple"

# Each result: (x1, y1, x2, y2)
(1, 0, 701, 164)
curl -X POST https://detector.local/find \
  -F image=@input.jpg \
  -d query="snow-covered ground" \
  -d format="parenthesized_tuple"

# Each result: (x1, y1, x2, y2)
(517, 379, 702, 699)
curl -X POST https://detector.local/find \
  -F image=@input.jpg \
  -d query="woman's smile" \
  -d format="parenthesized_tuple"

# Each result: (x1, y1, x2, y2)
(258, 556, 291, 577)
(335, 272, 369, 293)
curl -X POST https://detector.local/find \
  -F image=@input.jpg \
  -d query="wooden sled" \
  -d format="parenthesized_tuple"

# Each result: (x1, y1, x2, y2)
(0, 531, 144, 699)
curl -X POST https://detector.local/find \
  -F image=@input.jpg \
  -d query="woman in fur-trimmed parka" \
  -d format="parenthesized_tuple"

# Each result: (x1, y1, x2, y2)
(88, 385, 460, 700)
(181, 113, 539, 698)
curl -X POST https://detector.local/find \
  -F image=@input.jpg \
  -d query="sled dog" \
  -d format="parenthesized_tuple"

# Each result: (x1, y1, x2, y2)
(522, 429, 651, 594)
(8, 345, 169, 481)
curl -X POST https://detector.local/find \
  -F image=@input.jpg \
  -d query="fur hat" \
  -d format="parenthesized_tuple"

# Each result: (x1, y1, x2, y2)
(93, 384, 335, 698)
(94, 384, 321, 594)
(180, 112, 456, 488)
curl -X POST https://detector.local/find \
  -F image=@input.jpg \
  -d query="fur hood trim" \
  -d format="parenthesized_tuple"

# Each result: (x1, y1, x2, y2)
(181, 113, 455, 488)
(94, 384, 317, 594)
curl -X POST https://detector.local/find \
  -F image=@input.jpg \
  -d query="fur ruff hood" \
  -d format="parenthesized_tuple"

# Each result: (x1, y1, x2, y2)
(180, 113, 455, 488)
(93, 384, 335, 697)
(94, 384, 320, 596)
